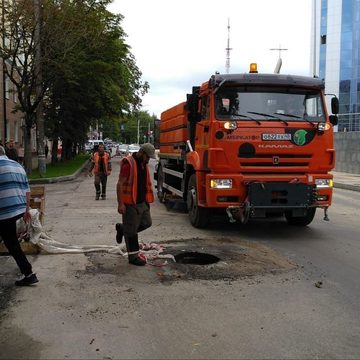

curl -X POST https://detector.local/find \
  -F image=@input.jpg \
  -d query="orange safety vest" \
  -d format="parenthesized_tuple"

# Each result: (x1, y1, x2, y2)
(120, 155, 154, 205)
(92, 152, 111, 175)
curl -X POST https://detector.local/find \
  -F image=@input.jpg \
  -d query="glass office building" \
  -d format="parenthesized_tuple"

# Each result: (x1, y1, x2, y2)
(311, 0, 360, 131)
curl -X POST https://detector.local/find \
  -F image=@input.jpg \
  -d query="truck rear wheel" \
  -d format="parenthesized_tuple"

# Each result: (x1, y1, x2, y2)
(187, 174, 209, 228)
(285, 208, 316, 226)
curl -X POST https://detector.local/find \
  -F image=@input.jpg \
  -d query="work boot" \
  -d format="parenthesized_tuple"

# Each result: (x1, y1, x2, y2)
(128, 253, 146, 266)
(15, 273, 39, 286)
(101, 194, 106, 200)
(115, 223, 123, 244)
(95, 193, 100, 200)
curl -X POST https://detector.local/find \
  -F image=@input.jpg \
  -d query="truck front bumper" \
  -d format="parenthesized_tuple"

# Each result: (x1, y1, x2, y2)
(205, 173, 333, 209)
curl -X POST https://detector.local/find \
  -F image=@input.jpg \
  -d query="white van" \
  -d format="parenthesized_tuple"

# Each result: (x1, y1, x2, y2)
(85, 140, 104, 152)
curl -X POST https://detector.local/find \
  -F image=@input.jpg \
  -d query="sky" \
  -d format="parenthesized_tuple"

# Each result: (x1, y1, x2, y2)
(108, 0, 313, 118)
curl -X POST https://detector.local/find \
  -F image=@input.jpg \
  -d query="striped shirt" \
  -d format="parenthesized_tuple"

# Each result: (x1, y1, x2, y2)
(0, 155, 30, 220)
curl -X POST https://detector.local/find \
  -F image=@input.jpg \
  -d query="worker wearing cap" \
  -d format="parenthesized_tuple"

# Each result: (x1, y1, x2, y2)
(116, 143, 155, 266)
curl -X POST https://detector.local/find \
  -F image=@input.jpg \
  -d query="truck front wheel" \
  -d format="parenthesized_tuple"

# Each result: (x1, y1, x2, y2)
(187, 174, 209, 228)
(285, 208, 316, 226)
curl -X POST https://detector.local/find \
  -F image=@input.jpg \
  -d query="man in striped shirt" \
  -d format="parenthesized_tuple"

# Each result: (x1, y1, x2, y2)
(0, 145, 39, 286)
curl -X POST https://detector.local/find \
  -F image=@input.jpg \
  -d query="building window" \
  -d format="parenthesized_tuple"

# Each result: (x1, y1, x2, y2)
(14, 121, 18, 143)
(5, 77, 10, 99)
(6, 120, 10, 140)
(13, 87, 18, 103)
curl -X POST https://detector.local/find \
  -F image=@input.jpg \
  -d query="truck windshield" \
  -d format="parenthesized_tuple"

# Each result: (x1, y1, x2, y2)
(215, 86, 325, 122)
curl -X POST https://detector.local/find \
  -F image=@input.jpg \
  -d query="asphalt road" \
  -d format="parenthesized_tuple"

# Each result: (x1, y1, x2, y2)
(1, 159, 360, 359)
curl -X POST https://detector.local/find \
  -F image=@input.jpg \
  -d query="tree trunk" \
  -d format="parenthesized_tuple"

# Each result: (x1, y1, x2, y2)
(23, 114, 33, 175)
(51, 139, 58, 164)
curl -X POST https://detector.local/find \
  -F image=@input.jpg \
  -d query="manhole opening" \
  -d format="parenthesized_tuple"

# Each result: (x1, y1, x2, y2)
(174, 252, 220, 265)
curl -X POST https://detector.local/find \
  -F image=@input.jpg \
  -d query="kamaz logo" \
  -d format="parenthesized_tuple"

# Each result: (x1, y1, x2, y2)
(272, 156, 280, 165)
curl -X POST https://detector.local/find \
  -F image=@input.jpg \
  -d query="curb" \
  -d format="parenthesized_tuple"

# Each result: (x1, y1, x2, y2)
(29, 160, 90, 185)
(333, 182, 360, 192)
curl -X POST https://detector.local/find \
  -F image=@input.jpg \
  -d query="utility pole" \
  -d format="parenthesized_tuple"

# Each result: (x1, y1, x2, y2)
(225, 18, 232, 74)
(1, 0, 7, 144)
(34, 0, 46, 175)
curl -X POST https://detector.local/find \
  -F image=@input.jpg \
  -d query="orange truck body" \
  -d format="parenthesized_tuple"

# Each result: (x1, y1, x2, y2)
(155, 71, 339, 228)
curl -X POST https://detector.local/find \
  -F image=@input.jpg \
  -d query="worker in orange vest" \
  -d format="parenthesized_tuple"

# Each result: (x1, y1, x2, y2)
(89, 144, 112, 200)
(116, 143, 155, 266)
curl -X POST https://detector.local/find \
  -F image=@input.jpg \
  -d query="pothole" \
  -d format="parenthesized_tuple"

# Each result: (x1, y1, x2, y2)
(174, 252, 220, 265)
(82, 238, 296, 284)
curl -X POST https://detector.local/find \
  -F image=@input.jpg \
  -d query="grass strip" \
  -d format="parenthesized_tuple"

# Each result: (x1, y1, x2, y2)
(29, 154, 90, 179)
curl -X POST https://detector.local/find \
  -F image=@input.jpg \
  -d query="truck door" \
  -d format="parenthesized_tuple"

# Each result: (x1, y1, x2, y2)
(198, 96, 210, 147)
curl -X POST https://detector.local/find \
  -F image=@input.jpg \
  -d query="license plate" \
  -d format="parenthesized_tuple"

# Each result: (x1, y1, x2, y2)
(262, 133, 291, 141)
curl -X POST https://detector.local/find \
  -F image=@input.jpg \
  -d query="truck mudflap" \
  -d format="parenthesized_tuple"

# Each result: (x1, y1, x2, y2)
(227, 182, 317, 224)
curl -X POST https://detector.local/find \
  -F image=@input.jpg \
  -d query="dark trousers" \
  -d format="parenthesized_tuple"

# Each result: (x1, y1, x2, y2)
(123, 202, 152, 253)
(94, 173, 107, 196)
(0, 214, 33, 276)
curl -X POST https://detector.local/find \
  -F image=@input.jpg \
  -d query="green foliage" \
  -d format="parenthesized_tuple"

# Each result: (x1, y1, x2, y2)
(118, 111, 157, 144)
(45, 0, 148, 157)
(29, 154, 90, 179)
(1, 0, 149, 166)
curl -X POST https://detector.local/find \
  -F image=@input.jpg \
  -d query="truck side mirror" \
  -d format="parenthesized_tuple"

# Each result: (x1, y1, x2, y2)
(186, 93, 201, 122)
(331, 97, 339, 115)
(329, 115, 338, 126)
(186, 94, 196, 113)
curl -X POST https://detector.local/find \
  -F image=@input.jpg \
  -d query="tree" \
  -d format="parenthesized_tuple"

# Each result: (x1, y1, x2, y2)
(44, 1, 149, 161)
(1, 0, 42, 173)
(1, 0, 148, 172)
(119, 111, 155, 144)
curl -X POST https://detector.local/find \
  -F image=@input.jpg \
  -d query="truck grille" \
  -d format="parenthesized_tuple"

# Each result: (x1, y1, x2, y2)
(239, 154, 312, 172)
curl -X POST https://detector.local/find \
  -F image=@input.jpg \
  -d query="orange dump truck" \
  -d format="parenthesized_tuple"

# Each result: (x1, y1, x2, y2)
(155, 65, 339, 228)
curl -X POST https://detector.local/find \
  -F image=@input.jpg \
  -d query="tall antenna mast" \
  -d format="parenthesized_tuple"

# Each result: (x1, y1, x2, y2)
(225, 18, 232, 74)
(270, 45, 288, 73)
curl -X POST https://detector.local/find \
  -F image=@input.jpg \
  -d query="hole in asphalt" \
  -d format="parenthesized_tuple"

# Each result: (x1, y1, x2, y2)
(174, 252, 220, 265)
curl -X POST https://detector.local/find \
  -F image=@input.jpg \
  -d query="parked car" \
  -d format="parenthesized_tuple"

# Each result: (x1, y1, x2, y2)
(117, 144, 129, 157)
(85, 140, 104, 153)
(128, 144, 140, 154)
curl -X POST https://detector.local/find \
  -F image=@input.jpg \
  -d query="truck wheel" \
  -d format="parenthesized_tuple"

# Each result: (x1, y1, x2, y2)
(187, 174, 209, 228)
(156, 165, 167, 203)
(285, 208, 316, 226)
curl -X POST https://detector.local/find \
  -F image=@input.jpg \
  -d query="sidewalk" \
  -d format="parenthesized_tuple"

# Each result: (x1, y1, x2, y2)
(331, 171, 360, 192)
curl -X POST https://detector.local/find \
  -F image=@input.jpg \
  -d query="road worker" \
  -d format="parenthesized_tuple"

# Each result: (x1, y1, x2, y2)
(116, 143, 155, 266)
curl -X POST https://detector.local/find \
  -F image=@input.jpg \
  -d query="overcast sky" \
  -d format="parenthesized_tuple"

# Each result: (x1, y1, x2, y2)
(108, 0, 313, 118)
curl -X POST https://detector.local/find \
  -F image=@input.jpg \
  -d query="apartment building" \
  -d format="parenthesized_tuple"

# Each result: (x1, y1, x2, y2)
(0, 63, 24, 146)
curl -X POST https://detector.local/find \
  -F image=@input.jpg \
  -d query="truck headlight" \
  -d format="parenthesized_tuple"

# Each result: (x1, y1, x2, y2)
(317, 122, 331, 132)
(224, 121, 237, 130)
(315, 179, 333, 188)
(210, 179, 233, 189)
